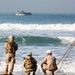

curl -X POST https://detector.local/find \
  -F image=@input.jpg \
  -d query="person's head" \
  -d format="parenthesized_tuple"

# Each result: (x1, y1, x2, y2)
(27, 52, 32, 57)
(8, 35, 14, 41)
(47, 50, 52, 55)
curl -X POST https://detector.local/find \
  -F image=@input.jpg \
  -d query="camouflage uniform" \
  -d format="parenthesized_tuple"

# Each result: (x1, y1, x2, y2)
(23, 52, 37, 75)
(4, 35, 18, 75)
(41, 50, 57, 75)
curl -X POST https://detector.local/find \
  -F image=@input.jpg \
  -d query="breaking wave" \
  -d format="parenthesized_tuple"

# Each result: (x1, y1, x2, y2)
(0, 36, 75, 46)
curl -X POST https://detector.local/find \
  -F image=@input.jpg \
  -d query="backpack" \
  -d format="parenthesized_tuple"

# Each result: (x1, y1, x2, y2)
(25, 57, 35, 69)
(5, 41, 18, 54)
(48, 57, 58, 71)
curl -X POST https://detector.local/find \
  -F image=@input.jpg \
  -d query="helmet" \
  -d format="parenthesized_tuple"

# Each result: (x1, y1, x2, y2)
(47, 50, 52, 54)
(8, 35, 14, 40)
(28, 52, 32, 56)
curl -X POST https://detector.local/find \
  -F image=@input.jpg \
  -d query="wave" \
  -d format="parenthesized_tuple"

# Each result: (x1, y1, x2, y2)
(0, 36, 75, 46)
(18, 36, 61, 46)
(0, 23, 75, 31)
(0, 36, 61, 46)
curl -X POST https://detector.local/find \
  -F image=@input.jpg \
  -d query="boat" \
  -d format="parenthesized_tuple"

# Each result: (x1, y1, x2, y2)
(16, 11, 31, 16)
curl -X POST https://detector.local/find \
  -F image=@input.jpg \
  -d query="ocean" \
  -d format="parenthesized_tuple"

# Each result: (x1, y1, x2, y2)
(0, 13, 75, 75)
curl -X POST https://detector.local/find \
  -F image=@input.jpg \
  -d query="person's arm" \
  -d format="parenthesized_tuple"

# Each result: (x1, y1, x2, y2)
(34, 58, 37, 64)
(14, 42, 18, 51)
(4, 42, 8, 49)
(32, 57, 37, 66)
(4, 42, 10, 53)
(54, 56, 58, 70)
(54, 57, 57, 63)
(41, 57, 47, 67)
(23, 59, 26, 67)
(41, 57, 47, 64)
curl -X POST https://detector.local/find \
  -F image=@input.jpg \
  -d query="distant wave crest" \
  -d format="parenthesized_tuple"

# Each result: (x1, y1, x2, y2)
(0, 23, 75, 31)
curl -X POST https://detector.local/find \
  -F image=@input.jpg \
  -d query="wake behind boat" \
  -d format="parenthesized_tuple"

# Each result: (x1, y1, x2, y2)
(16, 11, 31, 16)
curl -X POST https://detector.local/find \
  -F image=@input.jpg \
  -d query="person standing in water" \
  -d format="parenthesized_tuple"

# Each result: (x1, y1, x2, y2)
(3, 35, 18, 75)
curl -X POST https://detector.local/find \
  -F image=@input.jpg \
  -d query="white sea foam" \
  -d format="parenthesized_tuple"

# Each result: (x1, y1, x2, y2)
(0, 23, 75, 31)
(58, 60, 75, 74)
(0, 60, 75, 75)
(58, 37, 75, 44)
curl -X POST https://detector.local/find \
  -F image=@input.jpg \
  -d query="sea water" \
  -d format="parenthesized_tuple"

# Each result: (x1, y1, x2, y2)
(0, 13, 75, 75)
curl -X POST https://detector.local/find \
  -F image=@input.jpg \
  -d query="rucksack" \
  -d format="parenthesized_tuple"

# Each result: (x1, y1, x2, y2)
(25, 57, 35, 69)
(5, 41, 18, 54)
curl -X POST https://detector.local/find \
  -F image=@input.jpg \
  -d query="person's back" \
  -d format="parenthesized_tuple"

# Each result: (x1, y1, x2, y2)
(44, 54, 57, 70)
(23, 52, 37, 75)
(41, 50, 57, 75)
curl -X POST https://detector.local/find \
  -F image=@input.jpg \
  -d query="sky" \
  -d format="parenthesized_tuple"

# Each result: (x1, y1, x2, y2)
(0, 0, 75, 14)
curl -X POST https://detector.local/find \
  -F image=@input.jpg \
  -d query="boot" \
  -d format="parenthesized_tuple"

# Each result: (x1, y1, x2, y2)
(8, 72, 13, 75)
(27, 72, 30, 75)
(2, 72, 8, 75)
(44, 74, 47, 75)
(33, 73, 35, 75)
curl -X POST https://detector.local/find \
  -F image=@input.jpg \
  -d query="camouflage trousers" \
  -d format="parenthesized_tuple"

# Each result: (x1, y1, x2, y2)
(4, 53, 15, 74)
(41, 64, 57, 75)
(23, 65, 37, 75)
